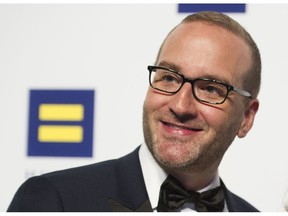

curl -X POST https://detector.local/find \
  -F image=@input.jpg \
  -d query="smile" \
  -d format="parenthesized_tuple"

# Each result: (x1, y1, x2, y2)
(161, 121, 203, 136)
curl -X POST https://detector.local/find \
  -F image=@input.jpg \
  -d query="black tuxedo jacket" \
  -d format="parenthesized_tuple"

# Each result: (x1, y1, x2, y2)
(7, 147, 258, 212)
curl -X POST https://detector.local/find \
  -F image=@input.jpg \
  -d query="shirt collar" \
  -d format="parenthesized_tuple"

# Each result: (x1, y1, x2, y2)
(138, 143, 222, 210)
(139, 143, 167, 210)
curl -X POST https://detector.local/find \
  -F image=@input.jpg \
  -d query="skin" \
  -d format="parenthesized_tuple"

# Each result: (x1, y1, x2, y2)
(143, 22, 259, 191)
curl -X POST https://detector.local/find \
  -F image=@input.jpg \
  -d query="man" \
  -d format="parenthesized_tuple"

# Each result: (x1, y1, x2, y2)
(7, 11, 261, 212)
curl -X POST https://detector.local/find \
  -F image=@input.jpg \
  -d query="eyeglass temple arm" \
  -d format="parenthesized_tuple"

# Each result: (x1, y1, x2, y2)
(233, 87, 252, 98)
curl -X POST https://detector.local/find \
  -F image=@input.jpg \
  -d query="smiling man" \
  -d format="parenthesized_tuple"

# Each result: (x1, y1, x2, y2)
(142, 12, 260, 211)
(8, 11, 261, 212)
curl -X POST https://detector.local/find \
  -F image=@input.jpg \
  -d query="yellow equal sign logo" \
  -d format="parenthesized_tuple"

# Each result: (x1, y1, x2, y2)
(39, 104, 84, 121)
(38, 104, 84, 143)
(38, 125, 83, 143)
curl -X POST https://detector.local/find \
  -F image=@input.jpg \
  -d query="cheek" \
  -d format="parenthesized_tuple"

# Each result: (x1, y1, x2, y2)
(205, 103, 245, 136)
(144, 89, 168, 112)
(200, 105, 232, 130)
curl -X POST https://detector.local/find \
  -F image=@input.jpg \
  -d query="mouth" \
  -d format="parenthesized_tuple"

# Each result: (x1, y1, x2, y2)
(161, 121, 203, 136)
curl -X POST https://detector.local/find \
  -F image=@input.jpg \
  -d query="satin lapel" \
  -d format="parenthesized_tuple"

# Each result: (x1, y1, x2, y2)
(107, 146, 153, 212)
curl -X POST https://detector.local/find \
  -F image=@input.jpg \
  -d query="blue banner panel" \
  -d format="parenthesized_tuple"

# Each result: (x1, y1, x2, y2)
(28, 90, 95, 157)
(178, 4, 246, 13)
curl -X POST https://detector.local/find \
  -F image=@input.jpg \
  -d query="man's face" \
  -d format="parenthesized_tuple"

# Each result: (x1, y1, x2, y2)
(143, 22, 258, 173)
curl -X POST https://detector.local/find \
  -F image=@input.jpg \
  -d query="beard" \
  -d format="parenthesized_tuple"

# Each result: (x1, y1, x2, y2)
(142, 105, 240, 173)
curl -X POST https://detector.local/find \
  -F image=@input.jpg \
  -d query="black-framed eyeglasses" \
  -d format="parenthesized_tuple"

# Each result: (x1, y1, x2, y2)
(147, 66, 252, 105)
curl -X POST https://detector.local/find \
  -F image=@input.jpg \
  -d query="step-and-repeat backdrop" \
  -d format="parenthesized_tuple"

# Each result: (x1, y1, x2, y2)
(1, 4, 288, 212)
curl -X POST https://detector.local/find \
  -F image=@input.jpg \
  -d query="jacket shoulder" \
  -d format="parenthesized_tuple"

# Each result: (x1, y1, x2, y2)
(222, 180, 259, 212)
(8, 147, 144, 212)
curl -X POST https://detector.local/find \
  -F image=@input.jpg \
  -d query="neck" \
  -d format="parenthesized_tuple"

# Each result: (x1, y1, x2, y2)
(162, 162, 221, 191)
(171, 169, 218, 191)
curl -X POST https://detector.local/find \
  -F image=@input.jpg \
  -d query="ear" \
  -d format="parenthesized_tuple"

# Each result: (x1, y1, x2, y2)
(237, 99, 259, 138)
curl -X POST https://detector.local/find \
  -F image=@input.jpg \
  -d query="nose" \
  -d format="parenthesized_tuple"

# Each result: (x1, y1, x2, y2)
(168, 82, 198, 118)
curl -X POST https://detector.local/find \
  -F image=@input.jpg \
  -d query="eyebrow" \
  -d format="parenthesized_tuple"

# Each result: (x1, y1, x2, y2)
(157, 61, 181, 72)
(157, 60, 233, 85)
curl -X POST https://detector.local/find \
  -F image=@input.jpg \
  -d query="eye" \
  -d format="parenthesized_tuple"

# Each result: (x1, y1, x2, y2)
(161, 74, 179, 83)
(196, 81, 227, 98)
(204, 85, 221, 94)
(153, 70, 181, 84)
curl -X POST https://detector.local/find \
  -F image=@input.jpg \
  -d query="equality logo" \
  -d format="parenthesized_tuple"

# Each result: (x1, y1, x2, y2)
(27, 90, 94, 157)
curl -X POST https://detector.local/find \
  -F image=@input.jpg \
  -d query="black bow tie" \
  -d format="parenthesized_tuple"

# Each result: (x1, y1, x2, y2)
(157, 175, 225, 212)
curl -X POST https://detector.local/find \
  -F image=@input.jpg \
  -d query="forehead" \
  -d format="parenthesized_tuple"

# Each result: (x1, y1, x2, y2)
(158, 22, 252, 85)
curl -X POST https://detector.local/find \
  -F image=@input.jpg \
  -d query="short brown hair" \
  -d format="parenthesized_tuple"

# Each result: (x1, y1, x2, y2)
(156, 11, 261, 98)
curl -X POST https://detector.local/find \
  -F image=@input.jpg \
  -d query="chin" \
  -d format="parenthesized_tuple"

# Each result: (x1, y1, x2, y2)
(154, 146, 200, 170)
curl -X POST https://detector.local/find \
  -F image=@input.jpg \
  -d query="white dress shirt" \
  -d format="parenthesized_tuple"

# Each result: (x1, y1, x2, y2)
(138, 143, 228, 212)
